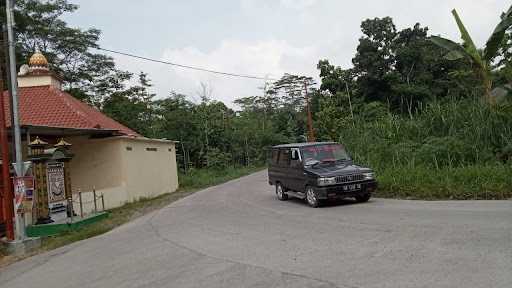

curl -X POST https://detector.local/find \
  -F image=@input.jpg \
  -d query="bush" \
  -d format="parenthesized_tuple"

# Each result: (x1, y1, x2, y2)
(205, 147, 232, 169)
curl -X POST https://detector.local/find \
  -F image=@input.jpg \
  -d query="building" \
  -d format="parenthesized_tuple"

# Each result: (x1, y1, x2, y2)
(1, 51, 178, 224)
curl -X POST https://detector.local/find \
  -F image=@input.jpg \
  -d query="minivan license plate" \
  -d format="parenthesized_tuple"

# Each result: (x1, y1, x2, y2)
(344, 184, 361, 191)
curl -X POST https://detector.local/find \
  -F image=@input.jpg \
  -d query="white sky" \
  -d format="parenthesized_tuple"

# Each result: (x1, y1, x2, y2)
(65, 0, 510, 106)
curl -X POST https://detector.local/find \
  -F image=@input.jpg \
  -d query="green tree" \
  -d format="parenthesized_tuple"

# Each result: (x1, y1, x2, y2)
(153, 92, 200, 171)
(270, 74, 316, 141)
(102, 72, 156, 136)
(1, 0, 130, 105)
(430, 6, 512, 104)
(352, 17, 397, 104)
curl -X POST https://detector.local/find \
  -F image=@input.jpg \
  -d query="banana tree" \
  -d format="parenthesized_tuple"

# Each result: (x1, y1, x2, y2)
(430, 6, 512, 104)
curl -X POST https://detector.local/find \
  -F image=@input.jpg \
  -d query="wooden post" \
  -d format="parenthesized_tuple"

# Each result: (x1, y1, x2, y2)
(93, 187, 97, 213)
(67, 197, 73, 224)
(78, 189, 83, 218)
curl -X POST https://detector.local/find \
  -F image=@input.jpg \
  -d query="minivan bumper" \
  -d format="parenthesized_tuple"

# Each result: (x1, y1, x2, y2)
(315, 180, 378, 199)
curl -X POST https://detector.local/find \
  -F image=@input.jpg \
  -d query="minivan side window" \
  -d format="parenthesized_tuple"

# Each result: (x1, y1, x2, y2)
(278, 149, 291, 166)
(291, 148, 301, 161)
(271, 149, 279, 164)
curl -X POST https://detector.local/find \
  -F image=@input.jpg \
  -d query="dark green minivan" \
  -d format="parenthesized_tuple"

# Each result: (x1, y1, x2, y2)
(268, 142, 377, 207)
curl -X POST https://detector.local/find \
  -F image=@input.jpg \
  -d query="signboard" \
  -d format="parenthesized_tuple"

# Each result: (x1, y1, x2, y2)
(13, 176, 34, 211)
(47, 163, 66, 204)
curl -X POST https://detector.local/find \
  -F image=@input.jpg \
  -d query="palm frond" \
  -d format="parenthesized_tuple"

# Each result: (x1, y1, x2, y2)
(429, 36, 468, 60)
(484, 5, 512, 61)
(451, 9, 483, 65)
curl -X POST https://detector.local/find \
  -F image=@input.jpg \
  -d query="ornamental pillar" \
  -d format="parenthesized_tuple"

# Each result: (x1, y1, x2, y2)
(28, 137, 51, 224)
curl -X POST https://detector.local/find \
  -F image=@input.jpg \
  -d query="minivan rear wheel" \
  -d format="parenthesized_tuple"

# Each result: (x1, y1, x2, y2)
(306, 186, 320, 208)
(276, 183, 288, 201)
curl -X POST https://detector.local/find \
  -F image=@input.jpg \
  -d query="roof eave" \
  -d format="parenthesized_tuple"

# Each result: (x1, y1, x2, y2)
(20, 125, 119, 137)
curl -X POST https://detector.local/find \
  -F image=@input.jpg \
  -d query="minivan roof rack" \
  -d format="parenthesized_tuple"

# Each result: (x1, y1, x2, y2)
(272, 142, 337, 149)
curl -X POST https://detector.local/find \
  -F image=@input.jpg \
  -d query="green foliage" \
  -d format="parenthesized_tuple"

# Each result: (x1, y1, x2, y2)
(324, 18, 472, 114)
(429, 5, 512, 102)
(484, 5, 512, 62)
(205, 147, 232, 169)
(335, 98, 512, 170)
(102, 72, 157, 136)
(0, 0, 134, 105)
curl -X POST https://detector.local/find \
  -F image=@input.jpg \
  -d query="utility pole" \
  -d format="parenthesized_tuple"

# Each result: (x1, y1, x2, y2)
(6, 0, 26, 241)
(304, 80, 316, 142)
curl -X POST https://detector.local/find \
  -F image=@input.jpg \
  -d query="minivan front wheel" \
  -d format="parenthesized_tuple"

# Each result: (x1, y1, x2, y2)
(355, 193, 371, 203)
(276, 183, 288, 201)
(306, 186, 320, 208)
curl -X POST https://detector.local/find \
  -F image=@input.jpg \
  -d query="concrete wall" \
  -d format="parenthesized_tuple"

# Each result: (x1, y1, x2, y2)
(68, 136, 178, 214)
(18, 74, 62, 90)
(120, 137, 178, 202)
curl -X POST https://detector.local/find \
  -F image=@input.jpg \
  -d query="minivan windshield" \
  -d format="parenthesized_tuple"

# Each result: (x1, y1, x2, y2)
(301, 144, 350, 166)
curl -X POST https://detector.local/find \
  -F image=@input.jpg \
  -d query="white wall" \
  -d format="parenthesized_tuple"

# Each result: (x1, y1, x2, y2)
(68, 136, 178, 215)
(120, 138, 178, 202)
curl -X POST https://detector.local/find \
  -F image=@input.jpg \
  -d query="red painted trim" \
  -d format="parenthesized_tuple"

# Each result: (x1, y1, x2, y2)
(0, 78, 14, 240)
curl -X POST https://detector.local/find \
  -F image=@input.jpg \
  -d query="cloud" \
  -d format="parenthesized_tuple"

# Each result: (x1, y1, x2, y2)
(279, 0, 318, 9)
(114, 39, 319, 107)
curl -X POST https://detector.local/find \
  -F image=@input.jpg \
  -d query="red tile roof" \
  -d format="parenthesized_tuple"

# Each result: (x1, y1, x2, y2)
(2, 86, 139, 137)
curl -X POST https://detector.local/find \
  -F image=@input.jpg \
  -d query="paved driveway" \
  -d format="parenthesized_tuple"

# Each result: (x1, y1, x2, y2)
(1, 170, 511, 288)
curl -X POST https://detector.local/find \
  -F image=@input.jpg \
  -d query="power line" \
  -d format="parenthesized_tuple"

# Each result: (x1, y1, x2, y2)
(96, 47, 278, 81)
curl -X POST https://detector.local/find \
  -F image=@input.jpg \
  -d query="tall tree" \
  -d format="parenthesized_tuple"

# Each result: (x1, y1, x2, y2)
(352, 17, 397, 104)
(271, 74, 316, 141)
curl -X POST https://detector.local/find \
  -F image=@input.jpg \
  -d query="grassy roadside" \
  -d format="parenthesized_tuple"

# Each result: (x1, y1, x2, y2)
(0, 166, 264, 267)
(375, 165, 512, 200)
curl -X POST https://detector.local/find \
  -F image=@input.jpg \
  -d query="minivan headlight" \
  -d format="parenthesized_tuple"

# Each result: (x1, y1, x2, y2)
(363, 172, 375, 180)
(318, 177, 337, 186)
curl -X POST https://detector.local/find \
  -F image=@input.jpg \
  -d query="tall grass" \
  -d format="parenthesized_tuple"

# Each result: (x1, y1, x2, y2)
(336, 98, 512, 200)
(377, 165, 512, 200)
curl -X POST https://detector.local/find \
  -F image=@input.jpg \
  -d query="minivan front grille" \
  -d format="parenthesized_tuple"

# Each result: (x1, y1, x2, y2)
(335, 174, 364, 183)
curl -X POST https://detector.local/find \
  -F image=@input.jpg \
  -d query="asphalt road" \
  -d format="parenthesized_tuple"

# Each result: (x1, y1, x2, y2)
(1, 170, 511, 288)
